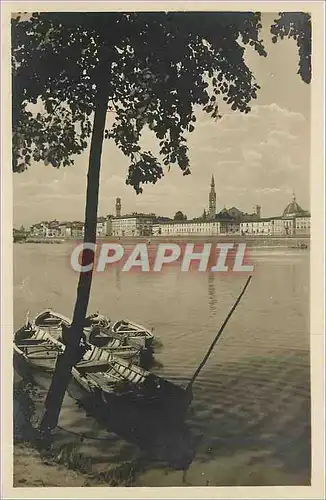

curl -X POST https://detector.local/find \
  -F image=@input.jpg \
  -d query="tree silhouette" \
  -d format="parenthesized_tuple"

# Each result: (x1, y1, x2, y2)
(270, 12, 311, 83)
(174, 211, 187, 221)
(12, 11, 311, 436)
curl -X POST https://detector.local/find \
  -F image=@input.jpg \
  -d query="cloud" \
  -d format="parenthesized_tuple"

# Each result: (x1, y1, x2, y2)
(255, 187, 282, 194)
(242, 149, 262, 163)
(13, 101, 310, 226)
(185, 102, 309, 214)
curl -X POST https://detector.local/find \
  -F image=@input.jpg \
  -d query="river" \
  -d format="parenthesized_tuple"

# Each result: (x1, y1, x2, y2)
(13, 243, 310, 486)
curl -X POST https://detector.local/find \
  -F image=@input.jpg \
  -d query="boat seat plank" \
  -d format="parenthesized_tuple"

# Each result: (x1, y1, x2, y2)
(115, 329, 144, 334)
(16, 339, 58, 349)
(88, 372, 120, 386)
(17, 345, 60, 353)
(27, 354, 59, 359)
(76, 359, 114, 372)
(16, 338, 47, 344)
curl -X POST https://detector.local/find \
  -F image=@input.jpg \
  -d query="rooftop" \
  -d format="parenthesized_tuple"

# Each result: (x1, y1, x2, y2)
(283, 193, 307, 217)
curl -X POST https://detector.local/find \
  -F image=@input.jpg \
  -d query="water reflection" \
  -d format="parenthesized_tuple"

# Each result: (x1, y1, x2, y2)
(14, 348, 311, 484)
(207, 273, 217, 316)
(74, 390, 198, 470)
(115, 267, 121, 291)
(13, 245, 311, 485)
(14, 358, 197, 472)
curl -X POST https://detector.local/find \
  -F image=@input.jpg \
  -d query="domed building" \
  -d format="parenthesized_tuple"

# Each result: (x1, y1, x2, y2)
(281, 193, 310, 236)
(283, 193, 308, 218)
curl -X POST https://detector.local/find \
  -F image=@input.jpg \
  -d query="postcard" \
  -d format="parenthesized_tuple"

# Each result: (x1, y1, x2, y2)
(1, 2, 324, 498)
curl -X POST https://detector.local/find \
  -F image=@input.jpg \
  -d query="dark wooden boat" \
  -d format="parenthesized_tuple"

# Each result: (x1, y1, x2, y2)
(14, 311, 191, 417)
(32, 309, 144, 362)
(71, 346, 191, 416)
(84, 313, 155, 350)
(15, 277, 253, 426)
(111, 319, 154, 348)
(86, 325, 142, 359)
(13, 321, 64, 371)
(83, 313, 160, 364)
(83, 312, 111, 331)
(290, 243, 308, 249)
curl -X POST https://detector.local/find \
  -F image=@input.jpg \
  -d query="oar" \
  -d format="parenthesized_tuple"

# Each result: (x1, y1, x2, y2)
(186, 275, 252, 392)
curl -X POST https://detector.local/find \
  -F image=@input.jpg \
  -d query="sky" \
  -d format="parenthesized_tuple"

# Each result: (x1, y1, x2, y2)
(13, 13, 311, 228)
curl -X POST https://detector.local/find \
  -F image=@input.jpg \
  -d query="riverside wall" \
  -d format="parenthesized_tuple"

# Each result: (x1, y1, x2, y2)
(22, 234, 310, 249)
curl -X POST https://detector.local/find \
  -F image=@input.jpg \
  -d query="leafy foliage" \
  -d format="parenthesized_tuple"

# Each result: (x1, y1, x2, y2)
(174, 211, 187, 221)
(11, 10, 312, 439)
(12, 12, 311, 193)
(270, 12, 311, 84)
(12, 12, 268, 191)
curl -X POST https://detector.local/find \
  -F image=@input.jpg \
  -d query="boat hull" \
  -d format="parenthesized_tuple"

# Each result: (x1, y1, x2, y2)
(14, 310, 190, 419)
(13, 324, 63, 371)
(71, 363, 192, 420)
(111, 319, 154, 349)
(34, 309, 155, 364)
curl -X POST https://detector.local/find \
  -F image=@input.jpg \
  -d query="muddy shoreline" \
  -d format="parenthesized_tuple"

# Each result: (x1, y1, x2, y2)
(13, 371, 193, 487)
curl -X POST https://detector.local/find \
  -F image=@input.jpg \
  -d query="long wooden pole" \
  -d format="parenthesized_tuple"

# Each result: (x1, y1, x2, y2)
(186, 275, 252, 392)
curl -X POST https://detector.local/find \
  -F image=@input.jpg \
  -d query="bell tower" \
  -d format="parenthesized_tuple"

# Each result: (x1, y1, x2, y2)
(208, 175, 216, 220)
(115, 197, 121, 217)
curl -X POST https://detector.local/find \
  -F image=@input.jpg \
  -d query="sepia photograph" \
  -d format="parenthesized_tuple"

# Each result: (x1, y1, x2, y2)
(1, 2, 325, 498)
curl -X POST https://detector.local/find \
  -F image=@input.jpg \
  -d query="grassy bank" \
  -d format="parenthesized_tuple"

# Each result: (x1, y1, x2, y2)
(13, 379, 154, 488)
(14, 441, 147, 488)
(14, 444, 88, 487)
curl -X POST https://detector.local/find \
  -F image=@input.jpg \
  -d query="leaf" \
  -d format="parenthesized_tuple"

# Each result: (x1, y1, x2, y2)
(12, 11, 311, 186)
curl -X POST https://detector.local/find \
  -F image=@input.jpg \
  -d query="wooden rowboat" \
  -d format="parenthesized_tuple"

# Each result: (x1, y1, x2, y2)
(13, 313, 191, 417)
(84, 313, 155, 350)
(13, 322, 64, 371)
(32, 309, 145, 362)
(111, 319, 154, 349)
(71, 346, 191, 416)
(14, 277, 253, 426)
(84, 314, 160, 363)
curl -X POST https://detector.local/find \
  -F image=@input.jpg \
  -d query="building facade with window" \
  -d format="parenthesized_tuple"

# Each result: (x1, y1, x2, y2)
(111, 214, 155, 237)
(96, 216, 107, 236)
(152, 215, 241, 236)
(239, 194, 310, 236)
(240, 218, 272, 235)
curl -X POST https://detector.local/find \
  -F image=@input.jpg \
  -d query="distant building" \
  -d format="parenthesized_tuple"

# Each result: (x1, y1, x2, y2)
(152, 212, 241, 236)
(58, 222, 72, 238)
(269, 217, 284, 236)
(240, 218, 272, 236)
(105, 215, 113, 236)
(276, 193, 310, 235)
(240, 194, 310, 236)
(219, 206, 243, 220)
(70, 221, 84, 238)
(96, 216, 107, 236)
(207, 175, 217, 220)
(45, 220, 60, 238)
(13, 226, 29, 242)
(256, 205, 261, 219)
(26, 191, 310, 240)
(111, 213, 155, 237)
(152, 220, 219, 236)
(30, 222, 47, 238)
(293, 215, 311, 235)
(283, 193, 309, 218)
(115, 197, 121, 217)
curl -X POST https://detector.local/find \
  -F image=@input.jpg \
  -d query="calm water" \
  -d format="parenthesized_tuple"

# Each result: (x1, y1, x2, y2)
(13, 243, 310, 486)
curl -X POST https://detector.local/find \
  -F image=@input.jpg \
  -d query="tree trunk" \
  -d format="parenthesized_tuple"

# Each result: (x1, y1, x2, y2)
(39, 82, 109, 436)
